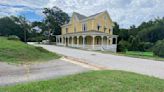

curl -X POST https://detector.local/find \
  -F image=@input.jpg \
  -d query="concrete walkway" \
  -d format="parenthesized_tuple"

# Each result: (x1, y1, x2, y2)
(0, 60, 89, 86)
(37, 45, 164, 79)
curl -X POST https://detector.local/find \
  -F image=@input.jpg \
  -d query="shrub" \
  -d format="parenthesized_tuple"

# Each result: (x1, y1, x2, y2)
(7, 35, 20, 41)
(118, 40, 130, 52)
(152, 40, 164, 57)
(139, 42, 154, 51)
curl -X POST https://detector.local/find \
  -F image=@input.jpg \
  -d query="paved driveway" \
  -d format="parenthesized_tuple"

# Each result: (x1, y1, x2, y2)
(38, 45, 164, 79)
(0, 60, 89, 86)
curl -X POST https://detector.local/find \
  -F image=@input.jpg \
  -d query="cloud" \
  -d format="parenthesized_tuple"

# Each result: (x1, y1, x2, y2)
(0, 0, 164, 28)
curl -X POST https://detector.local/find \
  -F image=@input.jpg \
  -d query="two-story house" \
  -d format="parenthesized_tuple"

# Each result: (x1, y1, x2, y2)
(56, 11, 118, 52)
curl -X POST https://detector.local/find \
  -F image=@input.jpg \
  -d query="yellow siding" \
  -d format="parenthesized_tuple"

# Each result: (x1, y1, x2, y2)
(61, 12, 113, 35)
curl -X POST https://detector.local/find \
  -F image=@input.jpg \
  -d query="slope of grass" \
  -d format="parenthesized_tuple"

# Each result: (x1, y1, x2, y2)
(1, 70, 164, 92)
(0, 37, 60, 63)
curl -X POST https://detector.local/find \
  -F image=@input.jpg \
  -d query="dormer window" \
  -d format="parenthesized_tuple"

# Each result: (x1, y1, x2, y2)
(104, 15, 107, 20)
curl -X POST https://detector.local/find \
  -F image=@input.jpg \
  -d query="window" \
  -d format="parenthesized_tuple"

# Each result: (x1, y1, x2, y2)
(66, 28, 68, 33)
(104, 15, 107, 20)
(82, 23, 87, 32)
(97, 24, 101, 31)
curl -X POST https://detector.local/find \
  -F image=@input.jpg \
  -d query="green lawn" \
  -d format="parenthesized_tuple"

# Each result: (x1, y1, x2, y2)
(97, 51, 164, 61)
(126, 51, 154, 57)
(0, 37, 60, 64)
(0, 70, 164, 92)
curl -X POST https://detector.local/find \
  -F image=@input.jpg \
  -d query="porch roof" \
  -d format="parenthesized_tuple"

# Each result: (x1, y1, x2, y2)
(56, 31, 118, 38)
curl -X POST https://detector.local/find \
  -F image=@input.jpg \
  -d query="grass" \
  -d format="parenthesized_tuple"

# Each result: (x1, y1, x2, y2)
(0, 70, 164, 92)
(122, 51, 164, 61)
(97, 51, 164, 61)
(0, 37, 60, 64)
(126, 51, 154, 57)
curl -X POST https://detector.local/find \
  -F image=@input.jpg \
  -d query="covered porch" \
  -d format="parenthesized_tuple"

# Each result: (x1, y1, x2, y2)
(56, 31, 118, 52)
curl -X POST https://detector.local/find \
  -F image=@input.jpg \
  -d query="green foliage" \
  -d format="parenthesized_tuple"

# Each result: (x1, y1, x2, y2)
(1, 70, 164, 92)
(0, 16, 30, 42)
(118, 40, 130, 52)
(137, 24, 164, 43)
(7, 35, 20, 41)
(0, 37, 60, 63)
(128, 36, 141, 51)
(152, 40, 164, 57)
(114, 17, 164, 57)
(43, 6, 70, 36)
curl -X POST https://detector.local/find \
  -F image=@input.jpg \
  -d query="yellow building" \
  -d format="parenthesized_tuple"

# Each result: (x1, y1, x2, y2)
(56, 11, 118, 52)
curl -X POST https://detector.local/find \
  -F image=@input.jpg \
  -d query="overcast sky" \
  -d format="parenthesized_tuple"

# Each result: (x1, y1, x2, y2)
(0, 0, 164, 28)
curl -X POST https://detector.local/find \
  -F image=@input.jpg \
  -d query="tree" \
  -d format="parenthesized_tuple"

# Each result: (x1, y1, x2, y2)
(117, 40, 130, 52)
(113, 22, 120, 35)
(27, 21, 46, 42)
(0, 16, 23, 41)
(43, 6, 70, 40)
(11, 16, 31, 42)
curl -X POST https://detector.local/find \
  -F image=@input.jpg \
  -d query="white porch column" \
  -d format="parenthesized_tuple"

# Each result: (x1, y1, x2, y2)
(115, 37, 118, 44)
(107, 36, 109, 48)
(68, 37, 70, 46)
(92, 35, 95, 49)
(64, 37, 66, 46)
(56, 36, 57, 45)
(62, 36, 64, 45)
(72, 36, 74, 47)
(82, 35, 86, 48)
(77, 36, 79, 47)
(101, 36, 104, 47)
(59, 37, 61, 44)
(110, 37, 113, 45)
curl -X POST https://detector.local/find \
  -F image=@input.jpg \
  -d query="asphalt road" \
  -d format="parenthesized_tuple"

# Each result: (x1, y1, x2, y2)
(0, 60, 89, 86)
(38, 45, 164, 79)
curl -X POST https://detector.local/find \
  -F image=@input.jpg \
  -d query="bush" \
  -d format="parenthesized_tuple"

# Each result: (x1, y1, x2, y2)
(7, 35, 20, 41)
(139, 42, 154, 51)
(118, 40, 130, 52)
(152, 40, 164, 57)
(28, 36, 44, 42)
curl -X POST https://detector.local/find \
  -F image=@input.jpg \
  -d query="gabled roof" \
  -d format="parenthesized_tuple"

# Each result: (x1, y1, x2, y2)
(73, 11, 104, 21)
(87, 11, 104, 19)
(62, 11, 114, 27)
(73, 12, 86, 20)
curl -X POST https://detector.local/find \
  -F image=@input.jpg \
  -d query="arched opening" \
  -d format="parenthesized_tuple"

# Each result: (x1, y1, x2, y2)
(103, 36, 107, 45)
(60, 38, 62, 43)
(73, 36, 77, 44)
(69, 37, 72, 45)
(79, 36, 83, 45)
(66, 37, 68, 46)
(95, 36, 101, 45)
(85, 36, 92, 45)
